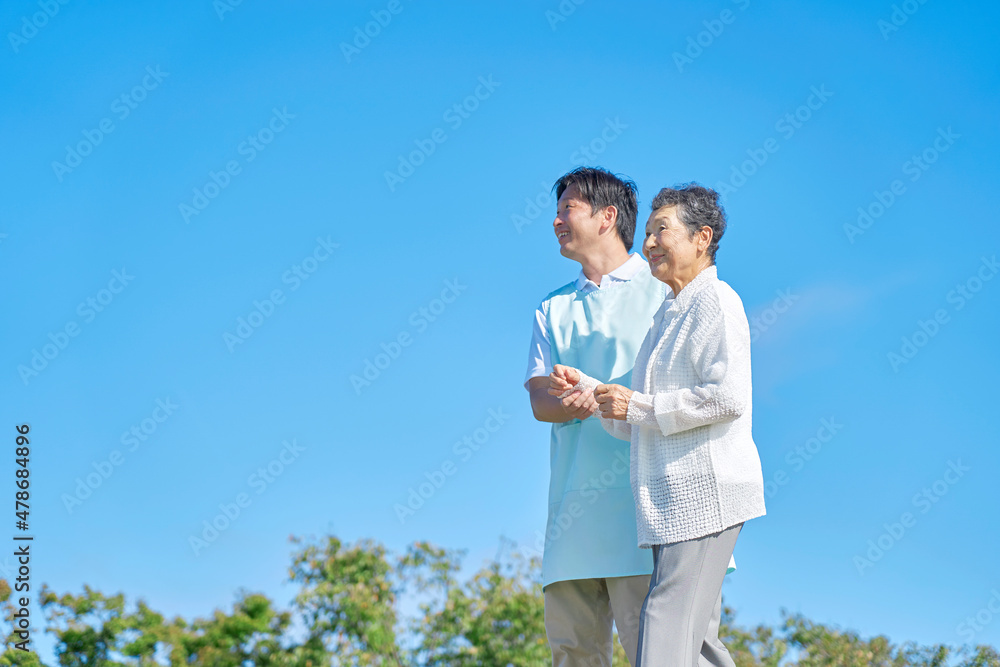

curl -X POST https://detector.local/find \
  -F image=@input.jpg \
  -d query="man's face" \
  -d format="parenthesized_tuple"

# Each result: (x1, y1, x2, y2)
(553, 184, 607, 261)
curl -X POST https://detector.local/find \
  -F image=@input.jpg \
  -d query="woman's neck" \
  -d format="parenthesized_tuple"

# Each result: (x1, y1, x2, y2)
(666, 260, 712, 296)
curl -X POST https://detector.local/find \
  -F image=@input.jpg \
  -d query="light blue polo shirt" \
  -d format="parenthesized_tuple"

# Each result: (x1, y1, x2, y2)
(534, 263, 665, 588)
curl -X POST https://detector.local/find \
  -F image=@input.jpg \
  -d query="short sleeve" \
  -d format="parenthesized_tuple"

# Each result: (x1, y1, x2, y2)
(523, 302, 552, 389)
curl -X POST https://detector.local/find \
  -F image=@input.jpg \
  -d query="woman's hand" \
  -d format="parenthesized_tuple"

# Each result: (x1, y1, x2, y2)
(594, 384, 634, 421)
(548, 364, 597, 420)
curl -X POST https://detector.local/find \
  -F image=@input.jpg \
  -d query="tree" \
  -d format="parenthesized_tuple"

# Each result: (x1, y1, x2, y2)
(287, 535, 402, 665)
(1, 535, 997, 666)
(407, 538, 548, 665)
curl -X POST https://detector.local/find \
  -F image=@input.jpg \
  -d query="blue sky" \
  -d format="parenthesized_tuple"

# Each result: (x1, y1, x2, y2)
(2, 0, 999, 660)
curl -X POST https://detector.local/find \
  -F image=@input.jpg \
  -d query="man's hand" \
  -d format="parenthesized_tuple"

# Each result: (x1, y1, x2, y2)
(548, 364, 580, 395)
(594, 383, 633, 421)
(547, 364, 597, 420)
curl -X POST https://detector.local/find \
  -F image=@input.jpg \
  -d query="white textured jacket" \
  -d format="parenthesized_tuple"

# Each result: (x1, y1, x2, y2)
(573, 265, 766, 546)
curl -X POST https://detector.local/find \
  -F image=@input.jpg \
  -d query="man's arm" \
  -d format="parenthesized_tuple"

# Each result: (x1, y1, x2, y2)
(527, 376, 597, 423)
(524, 301, 597, 422)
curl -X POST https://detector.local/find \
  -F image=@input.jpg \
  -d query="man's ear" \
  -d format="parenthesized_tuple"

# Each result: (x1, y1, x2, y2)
(601, 205, 619, 233)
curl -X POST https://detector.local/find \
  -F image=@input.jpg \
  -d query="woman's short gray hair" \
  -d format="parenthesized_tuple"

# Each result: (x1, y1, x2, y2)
(650, 183, 727, 263)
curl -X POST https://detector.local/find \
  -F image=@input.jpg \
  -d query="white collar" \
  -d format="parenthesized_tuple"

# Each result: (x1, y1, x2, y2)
(574, 253, 648, 291)
(669, 265, 718, 309)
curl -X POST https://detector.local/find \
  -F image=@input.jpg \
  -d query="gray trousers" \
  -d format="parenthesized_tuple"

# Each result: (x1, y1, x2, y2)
(544, 573, 727, 667)
(545, 575, 650, 667)
(635, 523, 742, 667)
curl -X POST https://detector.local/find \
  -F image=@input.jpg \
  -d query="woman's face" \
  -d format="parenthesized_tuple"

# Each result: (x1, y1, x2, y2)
(642, 206, 708, 292)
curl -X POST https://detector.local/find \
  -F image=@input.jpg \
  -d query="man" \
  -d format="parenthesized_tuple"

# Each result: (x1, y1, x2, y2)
(525, 167, 662, 666)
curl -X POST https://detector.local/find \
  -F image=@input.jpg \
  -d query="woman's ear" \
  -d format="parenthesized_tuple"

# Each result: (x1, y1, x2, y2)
(700, 226, 714, 252)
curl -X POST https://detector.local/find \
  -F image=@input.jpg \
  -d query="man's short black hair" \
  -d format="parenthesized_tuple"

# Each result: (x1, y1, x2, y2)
(553, 167, 638, 250)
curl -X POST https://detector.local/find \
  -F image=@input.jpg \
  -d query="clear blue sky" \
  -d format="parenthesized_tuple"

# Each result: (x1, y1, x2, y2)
(2, 0, 999, 660)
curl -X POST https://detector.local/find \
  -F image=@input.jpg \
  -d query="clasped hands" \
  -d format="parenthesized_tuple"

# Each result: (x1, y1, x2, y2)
(548, 364, 633, 421)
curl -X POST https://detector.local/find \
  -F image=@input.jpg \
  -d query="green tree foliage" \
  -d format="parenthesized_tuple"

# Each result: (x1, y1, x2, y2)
(408, 538, 548, 665)
(715, 606, 1000, 667)
(1, 535, 997, 666)
(288, 535, 404, 665)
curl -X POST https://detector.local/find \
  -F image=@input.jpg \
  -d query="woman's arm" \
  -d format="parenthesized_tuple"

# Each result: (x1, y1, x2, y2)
(625, 297, 750, 437)
(600, 408, 633, 441)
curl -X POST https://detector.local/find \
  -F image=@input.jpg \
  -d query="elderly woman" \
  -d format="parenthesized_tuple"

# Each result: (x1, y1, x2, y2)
(549, 184, 765, 667)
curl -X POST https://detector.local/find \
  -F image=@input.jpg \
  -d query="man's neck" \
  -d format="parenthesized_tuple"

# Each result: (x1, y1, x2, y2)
(578, 247, 632, 286)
